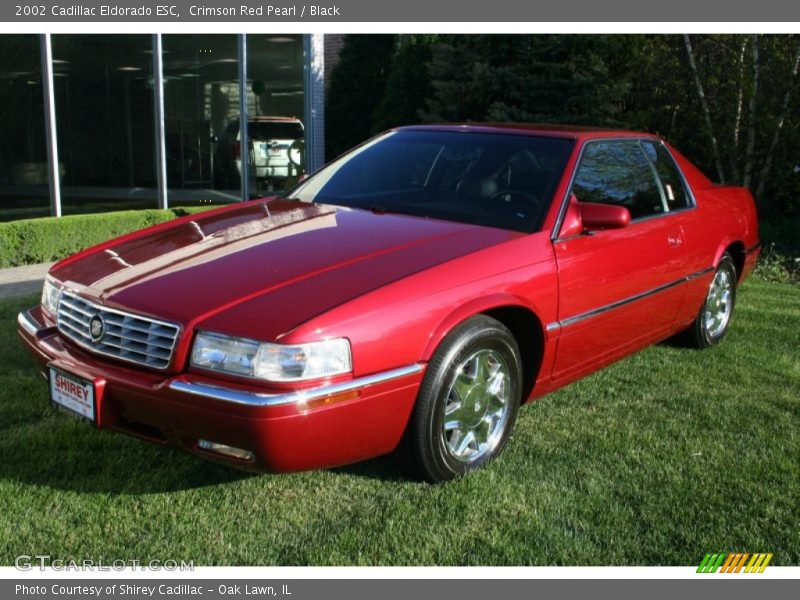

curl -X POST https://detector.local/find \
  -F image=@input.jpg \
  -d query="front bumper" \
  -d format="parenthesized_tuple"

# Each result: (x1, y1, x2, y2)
(17, 307, 424, 473)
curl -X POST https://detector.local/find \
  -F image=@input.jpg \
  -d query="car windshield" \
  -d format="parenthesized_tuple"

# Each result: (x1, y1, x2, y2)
(283, 130, 574, 232)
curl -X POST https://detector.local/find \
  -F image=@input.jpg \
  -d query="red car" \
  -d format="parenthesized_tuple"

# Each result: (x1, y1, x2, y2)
(18, 124, 760, 482)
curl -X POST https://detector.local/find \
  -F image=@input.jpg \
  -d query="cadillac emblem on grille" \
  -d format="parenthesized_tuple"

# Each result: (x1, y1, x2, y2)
(56, 290, 180, 370)
(89, 314, 105, 342)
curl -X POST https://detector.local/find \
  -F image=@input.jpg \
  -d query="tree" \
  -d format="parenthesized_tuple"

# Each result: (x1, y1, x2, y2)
(324, 34, 799, 221)
(422, 35, 631, 125)
(371, 36, 434, 133)
(677, 34, 799, 213)
(623, 34, 799, 218)
(325, 34, 396, 159)
(754, 42, 800, 203)
(684, 34, 728, 183)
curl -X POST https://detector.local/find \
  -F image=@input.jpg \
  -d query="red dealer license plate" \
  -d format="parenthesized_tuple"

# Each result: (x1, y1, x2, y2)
(49, 367, 96, 422)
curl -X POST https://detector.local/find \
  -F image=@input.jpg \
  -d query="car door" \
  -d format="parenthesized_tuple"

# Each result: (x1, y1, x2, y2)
(549, 139, 688, 383)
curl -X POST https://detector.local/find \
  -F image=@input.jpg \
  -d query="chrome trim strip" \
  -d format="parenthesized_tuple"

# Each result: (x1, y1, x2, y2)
(169, 363, 425, 408)
(550, 138, 588, 241)
(17, 311, 41, 337)
(686, 266, 715, 281)
(546, 266, 715, 332)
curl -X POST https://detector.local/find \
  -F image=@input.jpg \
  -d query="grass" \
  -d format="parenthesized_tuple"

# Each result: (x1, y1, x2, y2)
(0, 279, 798, 566)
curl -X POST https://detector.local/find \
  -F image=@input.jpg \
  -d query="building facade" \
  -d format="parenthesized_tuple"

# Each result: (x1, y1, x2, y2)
(0, 33, 330, 222)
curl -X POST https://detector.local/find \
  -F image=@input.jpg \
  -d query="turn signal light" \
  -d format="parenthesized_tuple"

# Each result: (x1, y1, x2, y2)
(300, 390, 360, 411)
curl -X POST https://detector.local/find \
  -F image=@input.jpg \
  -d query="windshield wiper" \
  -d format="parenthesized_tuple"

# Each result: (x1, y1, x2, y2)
(367, 204, 390, 214)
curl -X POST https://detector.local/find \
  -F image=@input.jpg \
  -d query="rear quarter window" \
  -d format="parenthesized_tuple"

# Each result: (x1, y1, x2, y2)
(641, 141, 692, 210)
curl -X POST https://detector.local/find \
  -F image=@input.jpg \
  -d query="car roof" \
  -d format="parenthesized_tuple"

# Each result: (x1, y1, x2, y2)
(396, 123, 657, 141)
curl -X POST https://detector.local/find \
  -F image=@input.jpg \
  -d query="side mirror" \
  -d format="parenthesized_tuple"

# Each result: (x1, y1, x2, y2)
(580, 202, 631, 231)
(557, 195, 632, 239)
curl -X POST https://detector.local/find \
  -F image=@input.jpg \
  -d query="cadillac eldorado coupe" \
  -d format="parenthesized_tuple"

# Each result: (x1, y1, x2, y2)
(18, 125, 760, 482)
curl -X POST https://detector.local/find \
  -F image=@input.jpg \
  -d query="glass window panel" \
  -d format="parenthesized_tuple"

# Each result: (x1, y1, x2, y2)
(162, 34, 241, 206)
(641, 140, 692, 210)
(572, 140, 665, 220)
(287, 130, 574, 233)
(51, 34, 158, 215)
(0, 35, 51, 221)
(246, 34, 306, 195)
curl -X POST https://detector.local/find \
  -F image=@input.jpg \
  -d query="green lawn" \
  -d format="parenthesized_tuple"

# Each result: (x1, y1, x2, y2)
(1, 279, 798, 566)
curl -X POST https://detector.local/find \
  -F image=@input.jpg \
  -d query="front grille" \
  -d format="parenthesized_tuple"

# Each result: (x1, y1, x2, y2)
(57, 290, 180, 370)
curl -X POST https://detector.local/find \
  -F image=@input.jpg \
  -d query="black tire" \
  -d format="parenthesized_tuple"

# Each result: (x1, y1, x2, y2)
(683, 252, 738, 348)
(397, 315, 522, 483)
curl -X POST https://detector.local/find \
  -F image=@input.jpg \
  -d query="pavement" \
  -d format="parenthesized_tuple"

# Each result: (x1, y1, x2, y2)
(0, 262, 53, 300)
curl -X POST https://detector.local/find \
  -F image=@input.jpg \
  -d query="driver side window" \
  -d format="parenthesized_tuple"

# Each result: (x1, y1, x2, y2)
(572, 140, 665, 220)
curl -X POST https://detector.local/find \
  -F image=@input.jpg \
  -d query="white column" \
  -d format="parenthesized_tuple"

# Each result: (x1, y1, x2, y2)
(238, 34, 250, 200)
(152, 34, 168, 210)
(40, 34, 61, 217)
(304, 34, 326, 174)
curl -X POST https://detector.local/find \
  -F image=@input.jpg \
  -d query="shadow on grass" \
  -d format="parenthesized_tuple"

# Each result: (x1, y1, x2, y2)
(329, 454, 418, 484)
(0, 404, 412, 494)
(0, 417, 259, 495)
(657, 335, 693, 349)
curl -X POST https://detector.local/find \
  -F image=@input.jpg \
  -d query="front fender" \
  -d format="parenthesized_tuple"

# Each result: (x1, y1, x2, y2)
(421, 293, 544, 361)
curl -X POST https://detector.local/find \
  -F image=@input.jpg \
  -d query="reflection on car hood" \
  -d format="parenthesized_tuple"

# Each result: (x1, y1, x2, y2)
(50, 199, 521, 336)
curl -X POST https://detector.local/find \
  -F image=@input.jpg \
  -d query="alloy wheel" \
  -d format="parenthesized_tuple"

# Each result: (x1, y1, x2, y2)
(704, 267, 734, 339)
(442, 348, 512, 463)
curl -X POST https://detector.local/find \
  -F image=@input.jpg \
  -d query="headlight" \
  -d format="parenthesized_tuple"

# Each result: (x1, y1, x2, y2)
(191, 331, 352, 382)
(41, 277, 62, 316)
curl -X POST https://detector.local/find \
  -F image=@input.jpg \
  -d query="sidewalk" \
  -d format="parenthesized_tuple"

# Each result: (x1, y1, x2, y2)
(0, 262, 53, 300)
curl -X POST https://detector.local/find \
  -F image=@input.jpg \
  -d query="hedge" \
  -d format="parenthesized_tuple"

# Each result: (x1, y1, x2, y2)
(0, 206, 219, 269)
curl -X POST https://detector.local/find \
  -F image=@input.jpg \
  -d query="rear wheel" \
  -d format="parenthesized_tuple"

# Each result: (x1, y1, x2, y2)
(398, 315, 522, 483)
(684, 253, 737, 348)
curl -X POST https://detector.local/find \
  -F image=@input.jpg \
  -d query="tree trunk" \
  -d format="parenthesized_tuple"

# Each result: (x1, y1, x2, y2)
(732, 37, 748, 183)
(668, 103, 680, 137)
(755, 44, 800, 201)
(684, 34, 726, 183)
(743, 35, 760, 190)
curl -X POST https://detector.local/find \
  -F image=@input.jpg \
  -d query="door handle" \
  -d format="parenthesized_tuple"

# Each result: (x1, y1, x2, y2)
(667, 235, 683, 248)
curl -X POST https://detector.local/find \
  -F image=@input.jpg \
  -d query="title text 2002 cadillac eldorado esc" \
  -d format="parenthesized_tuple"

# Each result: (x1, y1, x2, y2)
(17, 124, 760, 482)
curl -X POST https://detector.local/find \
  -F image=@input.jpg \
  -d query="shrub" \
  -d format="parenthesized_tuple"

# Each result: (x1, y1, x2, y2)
(752, 243, 800, 285)
(0, 206, 219, 268)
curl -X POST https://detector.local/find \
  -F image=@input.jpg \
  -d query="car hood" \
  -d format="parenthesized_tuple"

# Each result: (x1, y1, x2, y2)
(51, 199, 521, 338)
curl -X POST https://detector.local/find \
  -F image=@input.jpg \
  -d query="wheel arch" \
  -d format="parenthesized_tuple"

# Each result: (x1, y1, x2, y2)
(421, 295, 546, 403)
(721, 241, 746, 281)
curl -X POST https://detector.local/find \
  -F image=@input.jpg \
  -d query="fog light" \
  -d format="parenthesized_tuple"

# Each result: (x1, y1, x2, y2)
(197, 439, 254, 462)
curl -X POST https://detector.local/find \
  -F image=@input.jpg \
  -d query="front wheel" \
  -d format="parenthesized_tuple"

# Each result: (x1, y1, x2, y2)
(398, 315, 522, 483)
(683, 253, 738, 348)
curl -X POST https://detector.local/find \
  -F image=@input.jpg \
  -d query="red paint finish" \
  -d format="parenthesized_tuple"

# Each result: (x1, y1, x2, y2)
(19, 125, 760, 473)
(552, 212, 688, 383)
(580, 202, 632, 231)
(20, 310, 423, 472)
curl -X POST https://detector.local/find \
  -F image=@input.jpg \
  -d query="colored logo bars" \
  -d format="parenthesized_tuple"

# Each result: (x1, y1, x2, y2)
(697, 553, 773, 573)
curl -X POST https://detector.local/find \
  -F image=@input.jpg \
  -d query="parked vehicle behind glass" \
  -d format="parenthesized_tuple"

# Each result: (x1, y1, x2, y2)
(215, 116, 304, 193)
